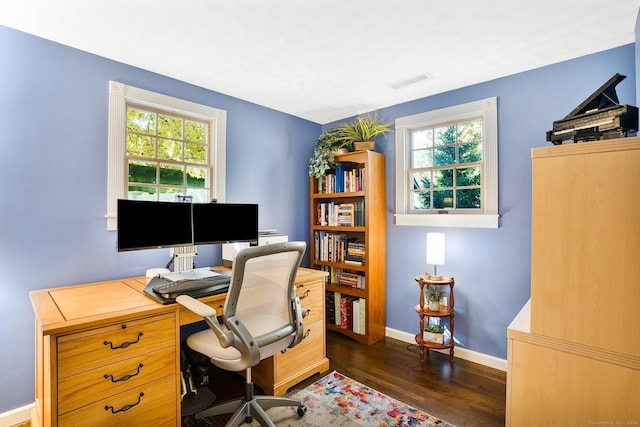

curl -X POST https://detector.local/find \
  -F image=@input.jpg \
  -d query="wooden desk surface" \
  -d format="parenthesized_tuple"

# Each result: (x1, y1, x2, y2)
(30, 267, 327, 337)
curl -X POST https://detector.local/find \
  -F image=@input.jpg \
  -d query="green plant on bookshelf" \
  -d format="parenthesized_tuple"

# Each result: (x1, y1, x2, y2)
(336, 112, 391, 151)
(308, 128, 352, 178)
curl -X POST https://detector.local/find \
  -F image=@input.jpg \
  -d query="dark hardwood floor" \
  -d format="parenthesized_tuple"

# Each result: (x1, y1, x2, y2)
(185, 331, 507, 427)
(296, 331, 507, 427)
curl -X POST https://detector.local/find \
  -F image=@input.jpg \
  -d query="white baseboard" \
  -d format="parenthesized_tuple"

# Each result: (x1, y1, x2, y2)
(386, 327, 508, 372)
(0, 403, 33, 427)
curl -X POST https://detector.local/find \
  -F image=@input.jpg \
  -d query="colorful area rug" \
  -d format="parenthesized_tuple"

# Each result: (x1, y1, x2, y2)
(243, 370, 455, 426)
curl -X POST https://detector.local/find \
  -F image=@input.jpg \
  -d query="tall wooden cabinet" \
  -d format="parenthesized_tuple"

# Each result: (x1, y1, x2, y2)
(309, 150, 386, 345)
(506, 137, 640, 425)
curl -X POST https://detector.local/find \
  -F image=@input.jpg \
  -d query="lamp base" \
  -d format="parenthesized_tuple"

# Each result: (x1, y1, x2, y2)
(425, 272, 444, 281)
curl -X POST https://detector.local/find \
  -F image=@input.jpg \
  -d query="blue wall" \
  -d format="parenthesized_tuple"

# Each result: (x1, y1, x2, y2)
(0, 22, 636, 413)
(325, 45, 636, 359)
(0, 25, 320, 412)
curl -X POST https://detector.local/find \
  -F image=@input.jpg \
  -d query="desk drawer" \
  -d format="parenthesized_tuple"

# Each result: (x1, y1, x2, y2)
(297, 280, 323, 325)
(275, 319, 324, 381)
(58, 374, 177, 426)
(58, 313, 176, 378)
(58, 346, 175, 414)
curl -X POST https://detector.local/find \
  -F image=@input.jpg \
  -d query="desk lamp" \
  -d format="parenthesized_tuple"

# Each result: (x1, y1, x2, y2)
(426, 232, 445, 280)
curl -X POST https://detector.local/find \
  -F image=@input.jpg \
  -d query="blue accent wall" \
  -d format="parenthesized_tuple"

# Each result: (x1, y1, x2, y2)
(0, 25, 320, 412)
(0, 21, 637, 413)
(325, 44, 636, 362)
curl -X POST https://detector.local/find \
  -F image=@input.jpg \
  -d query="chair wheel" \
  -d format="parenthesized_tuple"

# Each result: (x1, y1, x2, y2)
(244, 416, 253, 424)
(297, 405, 307, 417)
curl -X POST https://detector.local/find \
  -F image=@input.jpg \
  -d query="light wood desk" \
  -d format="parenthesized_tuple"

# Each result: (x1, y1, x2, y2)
(29, 267, 329, 427)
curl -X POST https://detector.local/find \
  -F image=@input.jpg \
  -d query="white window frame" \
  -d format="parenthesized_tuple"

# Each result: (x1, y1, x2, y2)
(106, 81, 226, 230)
(394, 97, 499, 228)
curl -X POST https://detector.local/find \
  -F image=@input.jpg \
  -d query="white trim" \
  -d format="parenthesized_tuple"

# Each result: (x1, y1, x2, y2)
(394, 213, 499, 228)
(106, 81, 227, 230)
(385, 326, 508, 372)
(0, 403, 34, 426)
(394, 97, 499, 229)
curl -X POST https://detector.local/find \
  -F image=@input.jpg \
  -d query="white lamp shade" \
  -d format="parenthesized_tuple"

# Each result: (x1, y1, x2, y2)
(426, 233, 445, 266)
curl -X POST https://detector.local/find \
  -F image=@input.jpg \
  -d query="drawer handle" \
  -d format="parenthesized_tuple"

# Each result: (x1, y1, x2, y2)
(303, 309, 311, 318)
(299, 289, 311, 300)
(303, 328, 311, 338)
(104, 332, 143, 350)
(104, 392, 144, 414)
(104, 363, 144, 383)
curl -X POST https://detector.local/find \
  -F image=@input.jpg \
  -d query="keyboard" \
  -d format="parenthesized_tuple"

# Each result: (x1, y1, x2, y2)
(144, 272, 231, 304)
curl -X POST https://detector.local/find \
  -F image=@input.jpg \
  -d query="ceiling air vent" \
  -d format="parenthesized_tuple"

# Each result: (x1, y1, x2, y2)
(390, 73, 432, 90)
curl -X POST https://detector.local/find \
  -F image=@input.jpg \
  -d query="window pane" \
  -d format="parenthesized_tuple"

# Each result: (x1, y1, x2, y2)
(159, 164, 184, 185)
(186, 188, 209, 203)
(158, 187, 183, 202)
(433, 169, 453, 187)
(435, 125, 455, 145)
(185, 142, 206, 164)
(128, 186, 156, 200)
(456, 166, 481, 186)
(126, 134, 155, 157)
(411, 171, 431, 189)
(411, 191, 430, 210)
(128, 160, 157, 184)
(459, 142, 482, 163)
(434, 146, 455, 165)
(187, 166, 208, 188)
(412, 129, 433, 149)
(412, 148, 432, 168)
(457, 188, 481, 209)
(158, 115, 183, 139)
(433, 190, 454, 209)
(127, 108, 155, 134)
(185, 121, 206, 143)
(158, 138, 183, 161)
(457, 119, 482, 143)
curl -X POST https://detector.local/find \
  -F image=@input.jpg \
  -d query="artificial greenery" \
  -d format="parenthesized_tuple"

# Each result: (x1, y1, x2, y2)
(307, 128, 352, 178)
(425, 286, 445, 302)
(425, 324, 444, 333)
(337, 112, 392, 143)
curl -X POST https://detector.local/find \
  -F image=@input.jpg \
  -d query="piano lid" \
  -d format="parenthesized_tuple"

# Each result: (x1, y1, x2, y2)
(564, 73, 626, 119)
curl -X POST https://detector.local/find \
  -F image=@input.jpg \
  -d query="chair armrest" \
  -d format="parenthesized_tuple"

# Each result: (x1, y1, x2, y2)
(175, 294, 218, 318)
(175, 295, 234, 348)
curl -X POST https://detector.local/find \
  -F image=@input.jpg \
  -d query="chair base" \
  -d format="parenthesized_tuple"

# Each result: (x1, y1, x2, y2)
(197, 394, 305, 427)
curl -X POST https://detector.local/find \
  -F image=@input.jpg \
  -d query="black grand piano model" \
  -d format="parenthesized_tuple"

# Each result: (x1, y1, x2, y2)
(546, 73, 639, 145)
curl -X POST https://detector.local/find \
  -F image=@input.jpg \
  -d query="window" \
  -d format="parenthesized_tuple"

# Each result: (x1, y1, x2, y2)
(394, 97, 499, 228)
(106, 81, 226, 230)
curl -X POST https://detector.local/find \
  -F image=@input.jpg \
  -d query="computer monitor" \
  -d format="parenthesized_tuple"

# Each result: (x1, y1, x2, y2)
(116, 199, 259, 252)
(117, 199, 193, 252)
(193, 203, 258, 245)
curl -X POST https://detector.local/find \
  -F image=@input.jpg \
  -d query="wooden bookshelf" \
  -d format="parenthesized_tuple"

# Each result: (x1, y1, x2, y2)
(309, 150, 386, 345)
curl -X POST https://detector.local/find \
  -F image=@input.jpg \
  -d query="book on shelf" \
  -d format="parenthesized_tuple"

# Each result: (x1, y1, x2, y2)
(315, 201, 364, 227)
(315, 165, 366, 194)
(326, 291, 366, 335)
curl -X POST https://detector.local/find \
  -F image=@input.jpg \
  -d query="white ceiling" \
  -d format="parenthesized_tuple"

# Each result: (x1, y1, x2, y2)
(1, 0, 639, 124)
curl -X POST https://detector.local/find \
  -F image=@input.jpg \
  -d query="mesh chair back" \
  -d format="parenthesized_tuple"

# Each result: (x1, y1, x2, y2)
(223, 242, 306, 359)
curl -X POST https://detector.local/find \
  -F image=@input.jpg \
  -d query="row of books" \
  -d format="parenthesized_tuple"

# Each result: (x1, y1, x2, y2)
(315, 201, 365, 227)
(316, 164, 365, 194)
(314, 232, 366, 265)
(326, 291, 366, 335)
(320, 266, 366, 289)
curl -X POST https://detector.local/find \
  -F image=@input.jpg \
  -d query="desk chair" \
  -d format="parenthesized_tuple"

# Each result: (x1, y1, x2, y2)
(176, 241, 308, 426)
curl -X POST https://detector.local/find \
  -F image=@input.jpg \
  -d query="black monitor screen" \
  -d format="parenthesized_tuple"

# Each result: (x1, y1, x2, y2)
(193, 203, 258, 245)
(117, 199, 193, 252)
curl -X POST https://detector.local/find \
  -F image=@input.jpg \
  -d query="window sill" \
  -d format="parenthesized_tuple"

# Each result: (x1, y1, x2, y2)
(394, 213, 499, 228)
